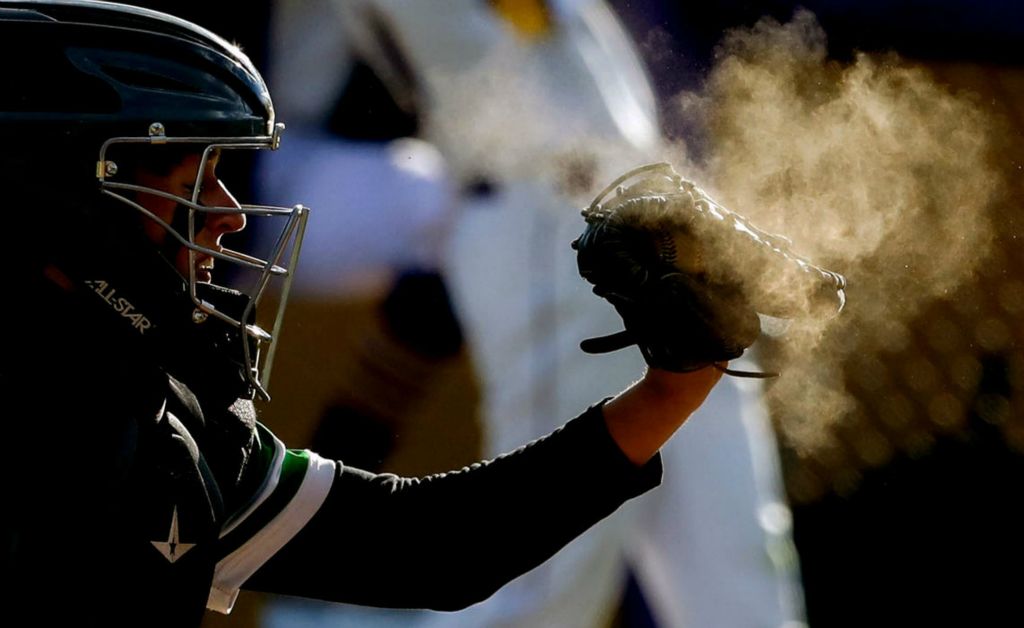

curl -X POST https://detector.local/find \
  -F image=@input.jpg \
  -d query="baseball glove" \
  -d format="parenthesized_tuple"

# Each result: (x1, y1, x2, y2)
(572, 162, 846, 377)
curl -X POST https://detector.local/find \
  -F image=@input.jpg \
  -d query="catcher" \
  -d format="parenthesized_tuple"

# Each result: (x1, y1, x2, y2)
(0, 2, 841, 626)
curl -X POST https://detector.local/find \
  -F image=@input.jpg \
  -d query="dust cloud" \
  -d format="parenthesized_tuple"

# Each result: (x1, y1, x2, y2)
(668, 10, 1005, 453)
(412, 8, 1005, 458)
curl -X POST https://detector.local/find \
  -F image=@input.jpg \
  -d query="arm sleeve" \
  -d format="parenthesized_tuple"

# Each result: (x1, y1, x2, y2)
(207, 426, 338, 613)
(242, 401, 662, 611)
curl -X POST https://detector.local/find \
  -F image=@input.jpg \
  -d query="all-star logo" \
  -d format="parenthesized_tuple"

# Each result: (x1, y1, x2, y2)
(84, 279, 154, 334)
(151, 506, 195, 563)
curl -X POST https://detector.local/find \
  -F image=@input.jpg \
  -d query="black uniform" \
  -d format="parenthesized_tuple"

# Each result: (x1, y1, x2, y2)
(2, 207, 661, 626)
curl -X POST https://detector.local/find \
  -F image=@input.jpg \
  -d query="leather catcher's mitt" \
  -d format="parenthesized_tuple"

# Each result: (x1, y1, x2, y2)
(572, 162, 846, 376)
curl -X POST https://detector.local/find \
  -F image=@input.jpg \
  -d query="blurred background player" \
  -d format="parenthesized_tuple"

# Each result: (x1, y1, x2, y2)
(247, 1, 806, 627)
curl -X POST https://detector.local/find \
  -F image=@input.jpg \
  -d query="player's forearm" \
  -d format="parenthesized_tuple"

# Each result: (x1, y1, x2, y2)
(603, 366, 723, 466)
(245, 405, 661, 610)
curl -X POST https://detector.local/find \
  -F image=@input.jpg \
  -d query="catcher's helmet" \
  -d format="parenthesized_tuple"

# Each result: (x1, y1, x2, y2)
(0, 0, 308, 400)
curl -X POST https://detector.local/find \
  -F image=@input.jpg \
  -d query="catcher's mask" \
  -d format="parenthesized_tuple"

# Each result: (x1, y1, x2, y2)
(0, 0, 309, 400)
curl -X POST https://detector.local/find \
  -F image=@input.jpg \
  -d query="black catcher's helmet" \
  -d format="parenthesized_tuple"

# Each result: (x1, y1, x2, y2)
(0, 0, 309, 400)
(0, 0, 274, 141)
